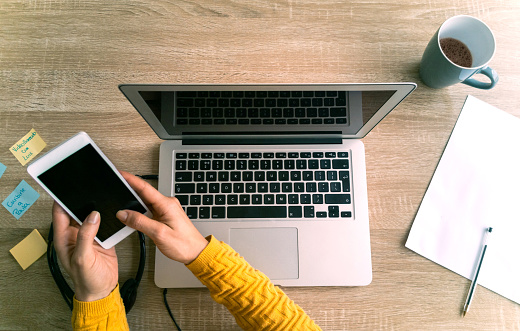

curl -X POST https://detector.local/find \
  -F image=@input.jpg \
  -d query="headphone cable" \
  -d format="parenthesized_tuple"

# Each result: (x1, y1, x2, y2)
(163, 288, 182, 331)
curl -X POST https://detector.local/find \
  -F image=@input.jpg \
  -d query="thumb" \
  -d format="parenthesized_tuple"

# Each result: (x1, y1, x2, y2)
(76, 211, 101, 254)
(116, 209, 164, 240)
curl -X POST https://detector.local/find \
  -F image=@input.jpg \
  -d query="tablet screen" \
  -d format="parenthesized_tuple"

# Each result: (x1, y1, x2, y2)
(38, 144, 146, 242)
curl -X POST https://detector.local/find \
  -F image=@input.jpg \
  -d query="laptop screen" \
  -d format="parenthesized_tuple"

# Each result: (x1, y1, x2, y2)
(119, 84, 416, 140)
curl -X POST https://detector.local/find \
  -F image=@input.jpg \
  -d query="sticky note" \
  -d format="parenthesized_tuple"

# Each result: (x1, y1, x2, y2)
(10, 128, 46, 166)
(0, 161, 6, 179)
(10, 229, 47, 270)
(2, 180, 40, 220)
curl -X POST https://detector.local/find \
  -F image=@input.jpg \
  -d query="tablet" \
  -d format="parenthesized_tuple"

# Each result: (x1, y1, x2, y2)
(28, 132, 151, 249)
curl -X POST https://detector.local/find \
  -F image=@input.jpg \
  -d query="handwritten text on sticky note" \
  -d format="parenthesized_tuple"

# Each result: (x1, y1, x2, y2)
(2, 180, 40, 220)
(10, 229, 47, 270)
(10, 128, 46, 166)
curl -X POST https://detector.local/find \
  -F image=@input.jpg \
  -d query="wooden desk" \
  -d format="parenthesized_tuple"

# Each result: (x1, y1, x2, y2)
(1, 1, 519, 329)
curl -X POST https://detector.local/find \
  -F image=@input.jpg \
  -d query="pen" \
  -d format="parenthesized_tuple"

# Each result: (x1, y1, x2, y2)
(462, 227, 493, 317)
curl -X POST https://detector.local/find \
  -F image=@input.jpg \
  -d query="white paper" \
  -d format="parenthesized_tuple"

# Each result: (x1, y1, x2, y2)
(406, 95, 520, 305)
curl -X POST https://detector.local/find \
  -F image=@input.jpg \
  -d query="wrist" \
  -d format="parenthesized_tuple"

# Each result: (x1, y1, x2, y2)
(74, 285, 117, 302)
(184, 236, 209, 264)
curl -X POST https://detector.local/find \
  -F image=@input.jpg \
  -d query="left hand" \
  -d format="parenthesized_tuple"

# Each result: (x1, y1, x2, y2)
(52, 202, 119, 302)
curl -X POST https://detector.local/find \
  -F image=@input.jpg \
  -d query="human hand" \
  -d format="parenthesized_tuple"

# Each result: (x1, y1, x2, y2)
(52, 203, 118, 302)
(116, 171, 208, 264)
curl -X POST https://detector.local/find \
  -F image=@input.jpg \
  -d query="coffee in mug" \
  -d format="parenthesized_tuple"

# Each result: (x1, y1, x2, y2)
(439, 38, 472, 68)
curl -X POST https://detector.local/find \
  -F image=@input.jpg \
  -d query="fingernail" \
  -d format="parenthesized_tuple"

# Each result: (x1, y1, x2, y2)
(87, 211, 100, 224)
(116, 210, 128, 222)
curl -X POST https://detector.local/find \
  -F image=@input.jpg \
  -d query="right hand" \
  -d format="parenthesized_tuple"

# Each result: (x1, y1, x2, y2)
(116, 171, 208, 264)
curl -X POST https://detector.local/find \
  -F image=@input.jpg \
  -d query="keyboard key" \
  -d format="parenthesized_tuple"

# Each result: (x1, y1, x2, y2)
(206, 172, 217, 181)
(190, 195, 201, 205)
(175, 183, 195, 194)
(215, 195, 226, 205)
(196, 183, 207, 193)
(226, 153, 237, 158)
(175, 195, 189, 205)
(325, 194, 351, 204)
(175, 172, 192, 182)
(332, 159, 349, 169)
(313, 194, 323, 204)
(276, 194, 286, 204)
(246, 183, 256, 193)
(301, 194, 311, 204)
(186, 207, 197, 219)
(289, 206, 302, 218)
(240, 194, 250, 205)
(199, 207, 210, 219)
(330, 107, 347, 117)
(264, 194, 275, 204)
(212, 207, 225, 218)
(188, 160, 198, 170)
(227, 195, 238, 205)
(252, 195, 262, 204)
(304, 206, 315, 218)
(328, 206, 339, 217)
(227, 206, 287, 218)
(288, 194, 299, 204)
(176, 160, 186, 170)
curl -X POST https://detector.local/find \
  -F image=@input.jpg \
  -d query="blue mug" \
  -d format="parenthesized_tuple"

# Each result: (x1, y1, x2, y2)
(420, 15, 498, 89)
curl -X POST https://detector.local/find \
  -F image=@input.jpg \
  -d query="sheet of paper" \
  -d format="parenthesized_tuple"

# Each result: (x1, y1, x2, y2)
(0, 161, 6, 179)
(2, 180, 40, 220)
(9, 128, 47, 166)
(10, 229, 47, 270)
(406, 95, 520, 305)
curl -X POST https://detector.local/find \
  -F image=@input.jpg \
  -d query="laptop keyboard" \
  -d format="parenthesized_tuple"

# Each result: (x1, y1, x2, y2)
(173, 150, 352, 220)
(175, 90, 348, 126)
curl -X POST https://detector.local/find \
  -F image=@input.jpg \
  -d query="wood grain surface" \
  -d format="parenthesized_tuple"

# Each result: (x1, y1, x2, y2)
(1, 1, 519, 330)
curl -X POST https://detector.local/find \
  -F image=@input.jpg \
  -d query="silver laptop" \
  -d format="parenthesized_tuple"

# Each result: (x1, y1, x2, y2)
(119, 83, 416, 288)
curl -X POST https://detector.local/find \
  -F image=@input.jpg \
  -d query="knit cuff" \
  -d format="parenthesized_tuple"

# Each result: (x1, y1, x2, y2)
(186, 235, 222, 275)
(73, 284, 123, 316)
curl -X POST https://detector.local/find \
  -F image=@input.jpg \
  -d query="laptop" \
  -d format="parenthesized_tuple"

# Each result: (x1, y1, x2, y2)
(119, 83, 416, 288)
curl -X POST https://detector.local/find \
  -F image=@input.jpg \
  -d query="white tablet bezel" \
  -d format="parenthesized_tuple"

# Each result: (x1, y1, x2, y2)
(27, 131, 151, 249)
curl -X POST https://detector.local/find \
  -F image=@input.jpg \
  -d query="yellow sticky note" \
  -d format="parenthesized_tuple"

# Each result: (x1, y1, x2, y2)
(10, 229, 47, 270)
(10, 128, 47, 166)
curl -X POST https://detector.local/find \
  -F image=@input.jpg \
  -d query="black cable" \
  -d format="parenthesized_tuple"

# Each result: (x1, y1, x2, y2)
(136, 173, 181, 330)
(135, 174, 158, 180)
(47, 224, 74, 310)
(163, 288, 182, 331)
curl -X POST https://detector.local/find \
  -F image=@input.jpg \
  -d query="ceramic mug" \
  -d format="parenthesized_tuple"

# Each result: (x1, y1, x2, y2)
(420, 15, 498, 89)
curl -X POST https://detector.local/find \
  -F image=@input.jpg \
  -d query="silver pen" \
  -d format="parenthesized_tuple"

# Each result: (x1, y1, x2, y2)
(462, 227, 493, 317)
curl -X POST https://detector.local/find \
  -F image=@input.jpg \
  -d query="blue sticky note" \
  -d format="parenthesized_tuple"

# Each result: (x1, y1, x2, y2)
(0, 162, 6, 179)
(2, 180, 40, 220)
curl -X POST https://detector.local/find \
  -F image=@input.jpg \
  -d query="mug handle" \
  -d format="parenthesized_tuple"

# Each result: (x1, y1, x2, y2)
(462, 66, 499, 89)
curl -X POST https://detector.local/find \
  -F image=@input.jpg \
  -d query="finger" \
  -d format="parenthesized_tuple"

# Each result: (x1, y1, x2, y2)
(75, 211, 101, 255)
(52, 202, 75, 246)
(120, 171, 166, 209)
(116, 209, 165, 241)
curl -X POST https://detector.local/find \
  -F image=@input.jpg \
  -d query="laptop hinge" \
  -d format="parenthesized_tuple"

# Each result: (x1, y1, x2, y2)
(182, 137, 342, 145)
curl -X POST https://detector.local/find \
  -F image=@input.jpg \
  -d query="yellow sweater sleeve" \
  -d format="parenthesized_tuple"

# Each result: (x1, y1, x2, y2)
(186, 236, 322, 331)
(71, 284, 129, 331)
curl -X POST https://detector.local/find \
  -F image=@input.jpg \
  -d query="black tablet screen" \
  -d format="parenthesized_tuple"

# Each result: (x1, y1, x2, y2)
(38, 144, 146, 242)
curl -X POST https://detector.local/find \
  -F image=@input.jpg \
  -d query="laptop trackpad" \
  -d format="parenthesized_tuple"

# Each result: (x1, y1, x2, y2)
(230, 227, 299, 280)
